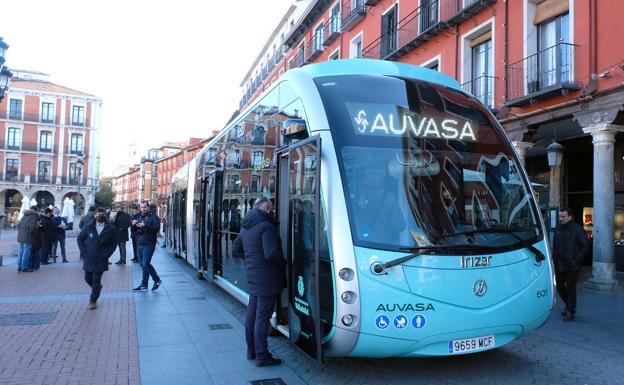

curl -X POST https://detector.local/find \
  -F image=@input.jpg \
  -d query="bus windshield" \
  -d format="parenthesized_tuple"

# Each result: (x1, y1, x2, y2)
(315, 74, 542, 253)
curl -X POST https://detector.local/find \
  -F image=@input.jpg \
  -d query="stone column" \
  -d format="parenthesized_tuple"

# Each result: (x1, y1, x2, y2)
(511, 141, 534, 167)
(582, 123, 624, 290)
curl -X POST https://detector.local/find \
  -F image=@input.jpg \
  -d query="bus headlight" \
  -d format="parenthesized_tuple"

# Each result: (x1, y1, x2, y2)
(340, 291, 357, 304)
(342, 314, 355, 326)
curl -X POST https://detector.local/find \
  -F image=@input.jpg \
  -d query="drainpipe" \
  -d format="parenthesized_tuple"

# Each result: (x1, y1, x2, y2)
(455, 25, 460, 80)
(504, 0, 509, 102)
(583, 0, 598, 96)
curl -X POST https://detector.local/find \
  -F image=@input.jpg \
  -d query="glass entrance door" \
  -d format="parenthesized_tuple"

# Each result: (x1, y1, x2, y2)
(281, 136, 323, 362)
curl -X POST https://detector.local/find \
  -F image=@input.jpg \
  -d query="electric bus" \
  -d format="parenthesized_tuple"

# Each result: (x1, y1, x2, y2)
(167, 59, 555, 361)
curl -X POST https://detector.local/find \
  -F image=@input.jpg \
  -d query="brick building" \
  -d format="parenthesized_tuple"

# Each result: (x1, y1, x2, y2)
(240, 0, 624, 289)
(0, 69, 101, 223)
(113, 136, 218, 216)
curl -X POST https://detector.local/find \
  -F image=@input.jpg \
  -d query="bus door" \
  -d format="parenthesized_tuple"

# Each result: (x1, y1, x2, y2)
(198, 175, 211, 276)
(277, 136, 323, 363)
(211, 170, 224, 277)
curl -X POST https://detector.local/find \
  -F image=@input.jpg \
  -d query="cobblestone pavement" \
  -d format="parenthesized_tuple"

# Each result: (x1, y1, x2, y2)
(0, 230, 140, 385)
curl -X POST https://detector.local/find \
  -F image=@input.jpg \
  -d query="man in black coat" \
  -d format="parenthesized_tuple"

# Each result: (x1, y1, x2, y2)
(132, 201, 162, 291)
(39, 208, 55, 265)
(553, 207, 590, 322)
(129, 205, 140, 263)
(77, 207, 118, 309)
(113, 205, 131, 265)
(233, 197, 285, 367)
(51, 206, 68, 263)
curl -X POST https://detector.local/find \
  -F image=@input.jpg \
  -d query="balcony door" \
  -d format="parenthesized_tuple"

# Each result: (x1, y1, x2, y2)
(471, 38, 493, 108)
(380, 4, 398, 58)
(538, 13, 569, 89)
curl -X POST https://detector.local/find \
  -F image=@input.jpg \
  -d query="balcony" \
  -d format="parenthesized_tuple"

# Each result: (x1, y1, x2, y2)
(305, 38, 324, 63)
(0, 110, 61, 124)
(362, 0, 496, 61)
(365, 0, 380, 5)
(341, 0, 366, 32)
(504, 42, 580, 107)
(461, 75, 496, 110)
(323, 15, 341, 46)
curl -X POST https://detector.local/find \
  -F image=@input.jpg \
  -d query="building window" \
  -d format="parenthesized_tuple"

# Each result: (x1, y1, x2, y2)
(536, 13, 570, 89)
(470, 37, 494, 108)
(251, 151, 264, 169)
(72, 105, 85, 126)
(330, 3, 341, 33)
(69, 163, 81, 184)
(40, 131, 53, 152)
(226, 174, 241, 193)
(381, 4, 398, 58)
(5, 159, 19, 182)
(9, 99, 22, 120)
(314, 23, 324, 51)
(296, 43, 305, 66)
(424, 58, 440, 71)
(70, 134, 83, 154)
(350, 33, 363, 58)
(329, 49, 341, 60)
(207, 148, 217, 165)
(38, 160, 51, 183)
(7, 127, 21, 150)
(41, 102, 55, 123)
(251, 174, 261, 193)
(420, 0, 439, 33)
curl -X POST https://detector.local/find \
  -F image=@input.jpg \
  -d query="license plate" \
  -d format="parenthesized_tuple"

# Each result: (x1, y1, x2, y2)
(448, 335, 495, 354)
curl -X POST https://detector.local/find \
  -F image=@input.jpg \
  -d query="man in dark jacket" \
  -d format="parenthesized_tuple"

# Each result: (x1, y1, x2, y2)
(77, 207, 118, 309)
(233, 197, 284, 367)
(51, 206, 68, 263)
(553, 207, 589, 322)
(39, 208, 55, 265)
(17, 208, 39, 272)
(130, 205, 140, 263)
(132, 201, 162, 291)
(79, 206, 96, 230)
(113, 205, 131, 265)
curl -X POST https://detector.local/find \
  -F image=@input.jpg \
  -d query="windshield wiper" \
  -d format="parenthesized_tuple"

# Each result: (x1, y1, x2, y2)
(439, 226, 546, 263)
(372, 244, 499, 274)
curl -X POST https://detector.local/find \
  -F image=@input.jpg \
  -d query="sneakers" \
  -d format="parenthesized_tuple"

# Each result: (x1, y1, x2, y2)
(247, 352, 256, 360)
(256, 356, 282, 367)
(152, 280, 162, 291)
(114, 260, 126, 265)
(563, 311, 575, 322)
(133, 285, 148, 291)
(88, 301, 97, 310)
(62, 259, 69, 263)
(131, 258, 139, 263)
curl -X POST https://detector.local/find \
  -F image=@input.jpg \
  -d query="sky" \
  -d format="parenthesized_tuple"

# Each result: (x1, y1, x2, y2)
(2, 0, 295, 175)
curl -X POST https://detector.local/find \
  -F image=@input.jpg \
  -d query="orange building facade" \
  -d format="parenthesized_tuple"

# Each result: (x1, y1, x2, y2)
(0, 69, 102, 223)
(240, 0, 624, 289)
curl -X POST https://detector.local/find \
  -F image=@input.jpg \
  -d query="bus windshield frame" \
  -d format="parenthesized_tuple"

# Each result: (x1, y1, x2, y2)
(314, 74, 543, 254)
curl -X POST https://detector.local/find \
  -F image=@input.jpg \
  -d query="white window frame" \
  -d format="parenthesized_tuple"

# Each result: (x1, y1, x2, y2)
(420, 54, 442, 71)
(328, 47, 341, 60)
(5, 158, 20, 182)
(6, 126, 22, 150)
(349, 31, 364, 58)
(38, 128, 55, 152)
(460, 17, 495, 107)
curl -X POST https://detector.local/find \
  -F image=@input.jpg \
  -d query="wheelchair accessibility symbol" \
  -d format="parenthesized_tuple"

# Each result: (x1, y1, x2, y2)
(375, 314, 390, 330)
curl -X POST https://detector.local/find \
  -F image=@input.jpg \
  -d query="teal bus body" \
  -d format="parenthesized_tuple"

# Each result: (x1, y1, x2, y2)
(168, 59, 555, 359)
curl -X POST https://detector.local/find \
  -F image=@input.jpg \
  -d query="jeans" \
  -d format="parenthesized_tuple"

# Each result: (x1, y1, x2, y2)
(85, 271, 104, 302)
(245, 295, 276, 359)
(138, 245, 160, 287)
(556, 269, 579, 314)
(52, 238, 66, 260)
(17, 243, 32, 270)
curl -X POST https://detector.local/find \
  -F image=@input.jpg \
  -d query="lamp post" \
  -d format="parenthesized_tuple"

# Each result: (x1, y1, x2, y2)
(75, 154, 84, 215)
(0, 37, 12, 102)
(547, 141, 564, 233)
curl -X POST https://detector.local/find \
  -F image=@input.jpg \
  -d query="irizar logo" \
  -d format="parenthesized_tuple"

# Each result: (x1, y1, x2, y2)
(297, 275, 305, 297)
(353, 109, 477, 142)
(473, 279, 488, 297)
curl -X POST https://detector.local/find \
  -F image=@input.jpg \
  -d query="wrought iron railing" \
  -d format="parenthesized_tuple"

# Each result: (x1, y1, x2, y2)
(323, 13, 341, 45)
(341, 0, 366, 31)
(505, 42, 576, 102)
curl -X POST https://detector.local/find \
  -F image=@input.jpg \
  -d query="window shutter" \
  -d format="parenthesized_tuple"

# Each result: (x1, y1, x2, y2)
(533, 0, 569, 25)
(470, 31, 492, 48)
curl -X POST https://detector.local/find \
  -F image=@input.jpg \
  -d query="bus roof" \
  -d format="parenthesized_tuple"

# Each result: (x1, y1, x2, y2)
(295, 59, 462, 92)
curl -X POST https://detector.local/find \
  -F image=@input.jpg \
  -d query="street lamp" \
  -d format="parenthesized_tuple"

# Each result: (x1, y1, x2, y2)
(0, 37, 11, 103)
(547, 141, 564, 168)
(75, 154, 84, 215)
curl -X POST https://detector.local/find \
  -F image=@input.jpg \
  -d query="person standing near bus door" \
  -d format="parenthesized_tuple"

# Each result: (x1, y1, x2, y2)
(77, 208, 118, 309)
(553, 207, 589, 322)
(233, 197, 285, 367)
(132, 201, 162, 291)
